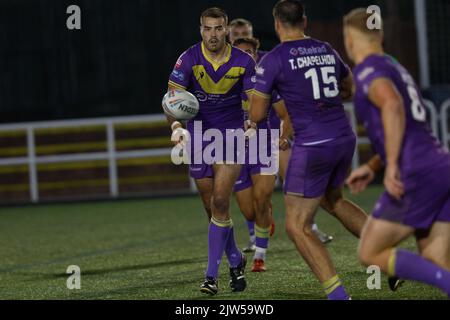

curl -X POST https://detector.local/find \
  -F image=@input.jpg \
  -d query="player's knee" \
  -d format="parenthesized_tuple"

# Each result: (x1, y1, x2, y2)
(357, 243, 376, 267)
(285, 220, 296, 241)
(285, 215, 313, 240)
(357, 248, 371, 267)
(212, 195, 230, 214)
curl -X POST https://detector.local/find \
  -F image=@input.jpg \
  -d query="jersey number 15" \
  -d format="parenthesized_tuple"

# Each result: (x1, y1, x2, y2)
(304, 66, 339, 100)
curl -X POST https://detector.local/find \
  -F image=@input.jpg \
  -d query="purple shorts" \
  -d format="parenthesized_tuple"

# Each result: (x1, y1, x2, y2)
(233, 163, 275, 193)
(233, 134, 278, 193)
(187, 126, 245, 180)
(189, 163, 214, 180)
(283, 135, 356, 198)
(372, 161, 450, 229)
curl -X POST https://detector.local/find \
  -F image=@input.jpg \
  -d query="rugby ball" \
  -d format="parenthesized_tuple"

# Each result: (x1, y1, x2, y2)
(162, 89, 199, 120)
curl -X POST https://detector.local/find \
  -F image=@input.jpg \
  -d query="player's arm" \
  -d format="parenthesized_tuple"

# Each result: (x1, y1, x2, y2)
(334, 48, 354, 101)
(346, 154, 383, 194)
(339, 73, 354, 101)
(244, 93, 271, 138)
(272, 99, 293, 151)
(165, 51, 192, 145)
(249, 92, 271, 123)
(246, 52, 278, 136)
(164, 84, 188, 146)
(165, 84, 181, 128)
(369, 78, 405, 200)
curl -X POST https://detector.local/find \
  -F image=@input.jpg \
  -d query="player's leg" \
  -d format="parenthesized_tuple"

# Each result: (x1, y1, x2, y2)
(320, 186, 367, 238)
(279, 146, 333, 244)
(416, 222, 450, 271)
(278, 147, 290, 182)
(283, 138, 360, 299)
(285, 194, 350, 299)
(203, 163, 246, 294)
(417, 196, 450, 271)
(359, 217, 450, 296)
(194, 177, 214, 222)
(251, 173, 276, 271)
(321, 135, 367, 238)
(235, 187, 256, 252)
(234, 166, 256, 252)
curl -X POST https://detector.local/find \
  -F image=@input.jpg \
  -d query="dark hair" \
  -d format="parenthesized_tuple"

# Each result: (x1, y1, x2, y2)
(273, 0, 305, 27)
(232, 37, 260, 51)
(229, 18, 252, 28)
(200, 7, 228, 25)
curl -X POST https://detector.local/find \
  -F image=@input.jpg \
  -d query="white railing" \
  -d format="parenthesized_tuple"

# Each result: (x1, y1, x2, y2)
(441, 98, 450, 148)
(344, 103, 370, 170)
(0, 114, 172, 203)
(1, 99, 446, 203)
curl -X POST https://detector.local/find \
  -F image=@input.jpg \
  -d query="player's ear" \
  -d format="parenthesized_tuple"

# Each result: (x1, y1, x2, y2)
(343, 27, 354, 61)
(274, 18, 279, 33)
(303, 16, 308, 30)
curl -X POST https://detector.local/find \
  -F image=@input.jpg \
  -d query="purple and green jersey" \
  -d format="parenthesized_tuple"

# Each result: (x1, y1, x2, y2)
(353, 54, 450, 228)
(254, 37, 354, 145)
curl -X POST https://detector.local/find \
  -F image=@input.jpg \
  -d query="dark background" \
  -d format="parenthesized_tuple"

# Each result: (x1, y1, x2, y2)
(0, 0, 448, 123)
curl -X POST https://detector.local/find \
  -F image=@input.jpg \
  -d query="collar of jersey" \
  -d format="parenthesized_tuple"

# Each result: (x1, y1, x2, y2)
(201, 42, 232, 72)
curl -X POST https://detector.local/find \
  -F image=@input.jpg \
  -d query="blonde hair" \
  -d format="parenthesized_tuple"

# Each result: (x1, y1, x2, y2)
(343, 8, 383, 40)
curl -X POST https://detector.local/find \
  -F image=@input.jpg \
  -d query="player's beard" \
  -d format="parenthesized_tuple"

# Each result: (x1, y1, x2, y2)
(205, 37, 224, 53)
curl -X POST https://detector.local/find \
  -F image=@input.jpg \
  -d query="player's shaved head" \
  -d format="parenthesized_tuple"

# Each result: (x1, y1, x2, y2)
(343, 8, 383, 41)
(273, 0, 305, 28)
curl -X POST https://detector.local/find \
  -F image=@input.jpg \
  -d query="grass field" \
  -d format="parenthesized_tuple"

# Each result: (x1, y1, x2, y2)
(0, 185, 446, 300)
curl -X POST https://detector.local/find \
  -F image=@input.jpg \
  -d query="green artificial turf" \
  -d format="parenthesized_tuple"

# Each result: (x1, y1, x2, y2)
(0, 186, 446, 300)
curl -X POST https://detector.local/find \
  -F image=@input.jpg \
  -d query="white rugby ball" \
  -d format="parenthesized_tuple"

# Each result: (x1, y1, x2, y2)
(162, 89, 199, 120)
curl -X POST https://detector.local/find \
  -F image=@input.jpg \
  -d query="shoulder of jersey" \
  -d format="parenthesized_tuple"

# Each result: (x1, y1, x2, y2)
(231, 45, 253, 61)
(354, 58, 386, 83)
(182, 42, 201, 57)
(258, 43, 283, 64)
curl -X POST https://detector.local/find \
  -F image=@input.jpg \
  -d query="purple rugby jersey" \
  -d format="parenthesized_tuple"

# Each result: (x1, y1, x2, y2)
(353, 54, 449, 174)
(353, 54, 450, 228)
(168, 42, 256, 179)
(169, 42, 256, 132)
(253, 37, 354, 145)
(256, 50, 268, 64)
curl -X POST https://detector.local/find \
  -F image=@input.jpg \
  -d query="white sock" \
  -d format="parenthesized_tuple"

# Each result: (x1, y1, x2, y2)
(254, 247, 267, 261)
